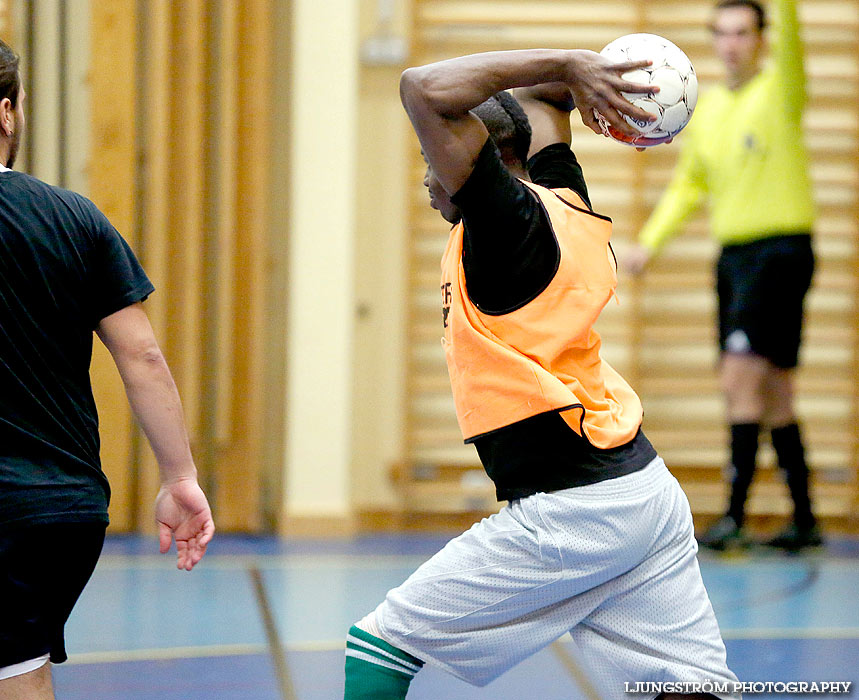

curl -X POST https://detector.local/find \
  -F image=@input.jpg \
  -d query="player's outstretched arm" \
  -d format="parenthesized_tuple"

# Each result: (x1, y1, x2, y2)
(96, 303, 214, 570)
(400, 49, 656, 196)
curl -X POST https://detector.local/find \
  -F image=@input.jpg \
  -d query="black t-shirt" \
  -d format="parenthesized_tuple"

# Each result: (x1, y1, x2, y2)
(0, 170, 154, 530)
(450, 140, 656, 501)
(455, 142, 589, 314)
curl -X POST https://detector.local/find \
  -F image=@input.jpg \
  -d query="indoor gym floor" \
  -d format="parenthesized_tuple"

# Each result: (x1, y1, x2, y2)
(51, 533, 859, 699)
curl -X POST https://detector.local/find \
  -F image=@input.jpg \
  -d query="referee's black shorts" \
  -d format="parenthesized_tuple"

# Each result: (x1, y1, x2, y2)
(0, 522, 106, 669)
(716, 233, 814, 369)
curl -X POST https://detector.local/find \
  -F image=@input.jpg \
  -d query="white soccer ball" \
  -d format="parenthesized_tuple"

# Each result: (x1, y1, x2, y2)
(596, 33, 698, 148)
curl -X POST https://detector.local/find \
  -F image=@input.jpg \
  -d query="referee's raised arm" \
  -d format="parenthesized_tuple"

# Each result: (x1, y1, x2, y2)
(772, 0, 806, 116)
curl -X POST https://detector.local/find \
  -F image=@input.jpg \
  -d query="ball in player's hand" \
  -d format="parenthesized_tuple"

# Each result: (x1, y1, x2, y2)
(596, 33, 698, 148)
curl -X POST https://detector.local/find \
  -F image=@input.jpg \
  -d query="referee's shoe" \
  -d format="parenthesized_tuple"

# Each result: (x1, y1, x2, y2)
(698, 515, 749, 551)
(763, 523, 824, 552)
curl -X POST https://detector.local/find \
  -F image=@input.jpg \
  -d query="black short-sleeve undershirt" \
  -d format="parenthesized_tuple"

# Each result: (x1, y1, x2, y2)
(446, 139, 656, 499)
(451, 139, 592, 314)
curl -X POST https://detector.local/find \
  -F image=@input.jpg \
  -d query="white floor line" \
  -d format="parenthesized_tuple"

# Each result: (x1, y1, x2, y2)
(65, 644, 267, 665)
(719, 627, 859, 640)
(93, 551, 859, 571)
(65, 640, 346, 665)
(94, 553, 432, 570)
(65, 628, 859, 666)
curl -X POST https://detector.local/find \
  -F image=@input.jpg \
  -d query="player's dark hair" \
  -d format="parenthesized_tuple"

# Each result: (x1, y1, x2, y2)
(472, 91, 532, 169)
(714, 0, 767, 31)
(0, 39, 21, 107)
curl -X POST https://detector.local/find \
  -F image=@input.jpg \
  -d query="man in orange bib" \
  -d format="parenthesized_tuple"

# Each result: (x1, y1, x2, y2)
(343, 49, 738, 700)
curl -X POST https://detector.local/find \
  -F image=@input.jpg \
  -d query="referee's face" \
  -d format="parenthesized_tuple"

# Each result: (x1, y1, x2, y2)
(711, 7, 764, 83)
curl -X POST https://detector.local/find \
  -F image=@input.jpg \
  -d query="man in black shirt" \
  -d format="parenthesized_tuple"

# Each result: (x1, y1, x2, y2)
(0, 40, 213, 699)
(343, 50, 736, 700)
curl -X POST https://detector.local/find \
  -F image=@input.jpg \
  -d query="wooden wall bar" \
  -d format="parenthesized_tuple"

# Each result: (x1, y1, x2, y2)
(134, 0, 171, 531)
(226, 0, 272, 529)
(90, 0, 139, 531)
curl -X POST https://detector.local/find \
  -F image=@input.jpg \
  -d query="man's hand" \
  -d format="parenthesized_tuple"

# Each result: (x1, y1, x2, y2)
(155, 478, 215, 571)
(625, 244, 652, 276)
(566, 50, 657, 140)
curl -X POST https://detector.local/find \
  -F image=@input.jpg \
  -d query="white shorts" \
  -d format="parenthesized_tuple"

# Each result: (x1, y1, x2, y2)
(375, 457, 738, 697)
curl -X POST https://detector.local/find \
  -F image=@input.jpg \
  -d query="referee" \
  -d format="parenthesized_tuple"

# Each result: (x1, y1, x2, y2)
(627, 0, 820, 552)
(0, 39, 213, 698)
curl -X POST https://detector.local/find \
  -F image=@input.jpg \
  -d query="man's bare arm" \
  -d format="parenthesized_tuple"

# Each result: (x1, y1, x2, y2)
(400, 49, 655, 196)
(513, 83, 576, 157)
(400, 49, 651, 194)
(96, 303, 214, 570)
(96, 304, 195, 480)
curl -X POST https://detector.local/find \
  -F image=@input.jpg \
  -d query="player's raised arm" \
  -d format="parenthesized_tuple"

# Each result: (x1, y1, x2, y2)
(399, 49, 655, 196)
(511, 83, 575, 156)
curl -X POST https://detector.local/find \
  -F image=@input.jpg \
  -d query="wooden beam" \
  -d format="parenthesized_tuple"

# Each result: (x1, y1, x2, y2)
(90, 0, 138, 531)
(216, 0, 273, 530)
(134, 0, 172, 533)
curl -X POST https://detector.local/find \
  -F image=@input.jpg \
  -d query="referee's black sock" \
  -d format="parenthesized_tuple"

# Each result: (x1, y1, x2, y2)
(726, 422, 760, 528)
(771, 422, 816, 530)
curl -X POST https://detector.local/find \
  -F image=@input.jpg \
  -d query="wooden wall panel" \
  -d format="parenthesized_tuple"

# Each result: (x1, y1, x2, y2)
(221, 0, 272, 529)
(90, 0, 138, 531)
(0, 1, 10, 37)
(89, 0, 273, 532)
(165, 0, 206, 440)
(400, 0, 859, 524)
(134, 0, 171, 531)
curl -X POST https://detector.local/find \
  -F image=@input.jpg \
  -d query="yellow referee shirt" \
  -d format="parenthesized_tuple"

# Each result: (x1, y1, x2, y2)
(639, 0, 814, 252)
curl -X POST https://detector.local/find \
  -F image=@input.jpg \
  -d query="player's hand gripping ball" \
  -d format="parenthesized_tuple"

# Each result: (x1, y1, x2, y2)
(596, 33, 698, 148)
